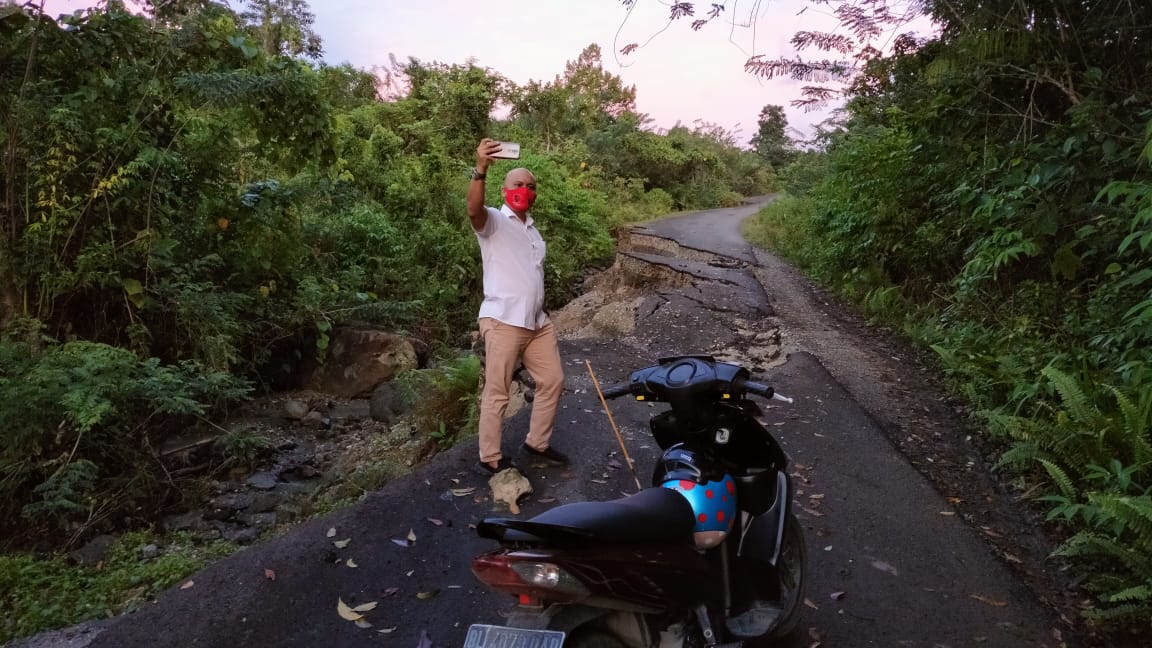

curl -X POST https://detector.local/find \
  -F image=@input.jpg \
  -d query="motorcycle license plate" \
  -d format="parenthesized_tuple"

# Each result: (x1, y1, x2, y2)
(464, 624, 565, 648)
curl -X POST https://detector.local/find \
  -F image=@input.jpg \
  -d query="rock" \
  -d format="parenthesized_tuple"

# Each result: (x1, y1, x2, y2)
(160, 511, 205, 533)
(140, 544, 159, 560)
(221, 525, 261, 545)
(240, 512, 278, 527)
(210, 493, 253, 511)
(247, 492, 283, 514)
(246, 472, 278, 490)
(69, 534, 117, 567)
(369, 381, 408, 424)
(308, 327, 419, 398)
(283, 400, 309, 420)
(489, 468, 533, 515)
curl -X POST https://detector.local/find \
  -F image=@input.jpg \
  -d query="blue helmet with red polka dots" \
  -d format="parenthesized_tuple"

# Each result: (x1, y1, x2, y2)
(657, 444, 737, 549)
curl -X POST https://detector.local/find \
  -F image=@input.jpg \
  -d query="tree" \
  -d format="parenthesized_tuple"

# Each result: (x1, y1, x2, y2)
(508, 44, 637, 151)
(239, 0, 322, 59)
(615, 1, 929, 111)
(749, 104, 795, 168)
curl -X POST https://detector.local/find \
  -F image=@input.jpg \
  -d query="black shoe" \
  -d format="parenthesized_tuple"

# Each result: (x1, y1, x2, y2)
(522, 443, 569, 465)
(477, 457, 515, 475)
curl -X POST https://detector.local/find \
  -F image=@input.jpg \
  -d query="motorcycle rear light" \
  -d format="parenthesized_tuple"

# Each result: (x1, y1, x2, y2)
(472, 555, 589, 600)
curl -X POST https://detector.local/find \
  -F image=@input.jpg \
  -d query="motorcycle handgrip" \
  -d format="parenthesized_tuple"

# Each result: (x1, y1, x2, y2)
(599, 382, 632, 399)
(742, 380, 775, 399)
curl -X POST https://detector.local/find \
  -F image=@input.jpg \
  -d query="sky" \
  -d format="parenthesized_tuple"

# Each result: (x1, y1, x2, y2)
(41, 1, 933, 145)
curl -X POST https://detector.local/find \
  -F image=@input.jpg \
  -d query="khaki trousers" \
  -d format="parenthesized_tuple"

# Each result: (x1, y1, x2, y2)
(477, 318, 565, 463)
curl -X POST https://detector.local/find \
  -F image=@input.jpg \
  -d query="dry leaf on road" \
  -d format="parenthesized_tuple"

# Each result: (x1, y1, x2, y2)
(326, 527, 336, 538)
(333, 539, 351, 548)
(352, 601, 378, 612)
(337, 598, 363, 621)
(970, 594, 1008, 607)
(264, 568, 276, 581)
(180, 581, 194, 590)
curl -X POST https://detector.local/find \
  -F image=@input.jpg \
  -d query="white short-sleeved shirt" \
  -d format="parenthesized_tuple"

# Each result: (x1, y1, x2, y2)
(473, 204, 548, 330)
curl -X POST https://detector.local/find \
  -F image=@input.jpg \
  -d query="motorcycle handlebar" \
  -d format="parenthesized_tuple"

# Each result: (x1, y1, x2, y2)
(741, 380, 775, 400)
(599, 382, 632, 399)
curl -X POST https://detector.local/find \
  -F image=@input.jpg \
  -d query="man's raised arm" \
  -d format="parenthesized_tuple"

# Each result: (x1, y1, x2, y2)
(468, 138, 502, 231)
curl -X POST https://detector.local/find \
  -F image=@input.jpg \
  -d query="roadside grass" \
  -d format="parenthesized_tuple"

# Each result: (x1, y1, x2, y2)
(0, 531, 237, 644)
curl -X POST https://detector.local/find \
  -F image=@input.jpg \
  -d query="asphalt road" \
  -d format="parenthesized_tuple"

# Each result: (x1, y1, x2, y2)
(13, 200, 1067, 648)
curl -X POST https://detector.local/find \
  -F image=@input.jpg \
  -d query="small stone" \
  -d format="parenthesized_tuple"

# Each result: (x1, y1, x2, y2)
(140, 544, 159, 560)
(284, 400, 309, 420)
(246, 472, 278, 490)
(69, 535, 117, 567)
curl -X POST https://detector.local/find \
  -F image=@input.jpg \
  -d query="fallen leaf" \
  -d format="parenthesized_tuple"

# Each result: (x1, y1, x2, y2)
(180, 580, 195, 590)
(970, 594, 1008, 607)
(830, 591, 845, 601)
(391, 538, 412, 547)
(352, 601, 378, 612)
(378, 627, 399, 634)
(1003, 552, 1023, 564)
(264, 568, 276, 581)
(947, 497, 964, 504)
(939, 511, 956, 516)
(406, 570, 414, 577)
(802, 507, 825, 518)
(334, 539, 351, 549)
(981, 526, 1004, 539)
(590, 479, 608, 484)
(538, 497, 556, 503)
(337, 598, 364, 621)
(450, 487, 476, 497)
(417, 589, 439, 599)
(804, 598, 819, 610)
(407, 529, 417, 542)
(808, 493, 825, 500)
(355, 619, 373, 629)
(346, 559, 358, 568)
(326, 527, 336, 538)
(383, 587, 400, 596)
(427, 517, 444, 526)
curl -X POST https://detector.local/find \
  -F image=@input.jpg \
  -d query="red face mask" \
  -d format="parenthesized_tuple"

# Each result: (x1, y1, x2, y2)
(503, 186, 536, 211)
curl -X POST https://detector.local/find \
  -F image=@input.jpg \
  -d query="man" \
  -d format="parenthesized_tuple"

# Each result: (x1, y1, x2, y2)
(467, 137, 568, 474)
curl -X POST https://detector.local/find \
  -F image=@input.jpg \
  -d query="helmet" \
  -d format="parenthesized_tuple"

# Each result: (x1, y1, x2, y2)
(657, 445, 737, 549)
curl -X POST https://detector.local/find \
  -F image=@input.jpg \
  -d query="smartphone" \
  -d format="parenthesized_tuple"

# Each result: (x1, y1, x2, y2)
(490, 141, 521, 160)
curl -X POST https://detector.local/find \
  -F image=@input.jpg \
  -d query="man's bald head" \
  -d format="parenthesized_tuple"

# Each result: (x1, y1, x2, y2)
(503, 168, 536, 189)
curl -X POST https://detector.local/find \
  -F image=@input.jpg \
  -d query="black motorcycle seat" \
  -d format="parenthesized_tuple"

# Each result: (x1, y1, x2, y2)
(477, 487, 695, 545)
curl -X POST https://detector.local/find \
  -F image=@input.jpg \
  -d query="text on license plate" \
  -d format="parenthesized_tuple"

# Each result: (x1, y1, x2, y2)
(464, 624, 566, 648)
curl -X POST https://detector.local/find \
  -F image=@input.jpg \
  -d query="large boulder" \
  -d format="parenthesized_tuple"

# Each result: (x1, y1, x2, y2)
(308, 328, 418, 398)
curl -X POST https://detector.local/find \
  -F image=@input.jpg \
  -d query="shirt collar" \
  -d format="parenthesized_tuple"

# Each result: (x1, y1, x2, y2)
(500, 203, 533, 227)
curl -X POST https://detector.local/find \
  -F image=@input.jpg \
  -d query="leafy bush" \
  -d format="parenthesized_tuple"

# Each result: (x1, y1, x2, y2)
(0, 336, 250, 534)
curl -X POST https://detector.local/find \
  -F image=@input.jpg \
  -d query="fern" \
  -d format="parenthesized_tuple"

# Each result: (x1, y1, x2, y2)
(1107, 384, 1152, 466)
(1104, 584, 1152, 603)
(1091, 493, 1152, 548)
(1038, 458, 1077, 498)
(1043, 365, 1098, 429)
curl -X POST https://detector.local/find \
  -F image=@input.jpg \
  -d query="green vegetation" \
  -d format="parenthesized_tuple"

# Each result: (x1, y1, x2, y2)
(744, 0, 1152, 631)
(0, 2, 775, 641)
(0, 531, 236, 642)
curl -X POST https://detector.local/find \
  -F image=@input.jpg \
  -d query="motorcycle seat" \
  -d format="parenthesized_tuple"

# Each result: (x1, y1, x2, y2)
(477, 487, 695, 545)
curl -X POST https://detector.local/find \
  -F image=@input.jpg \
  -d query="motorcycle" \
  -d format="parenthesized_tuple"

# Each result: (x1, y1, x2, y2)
(466, 355, 808, 648)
